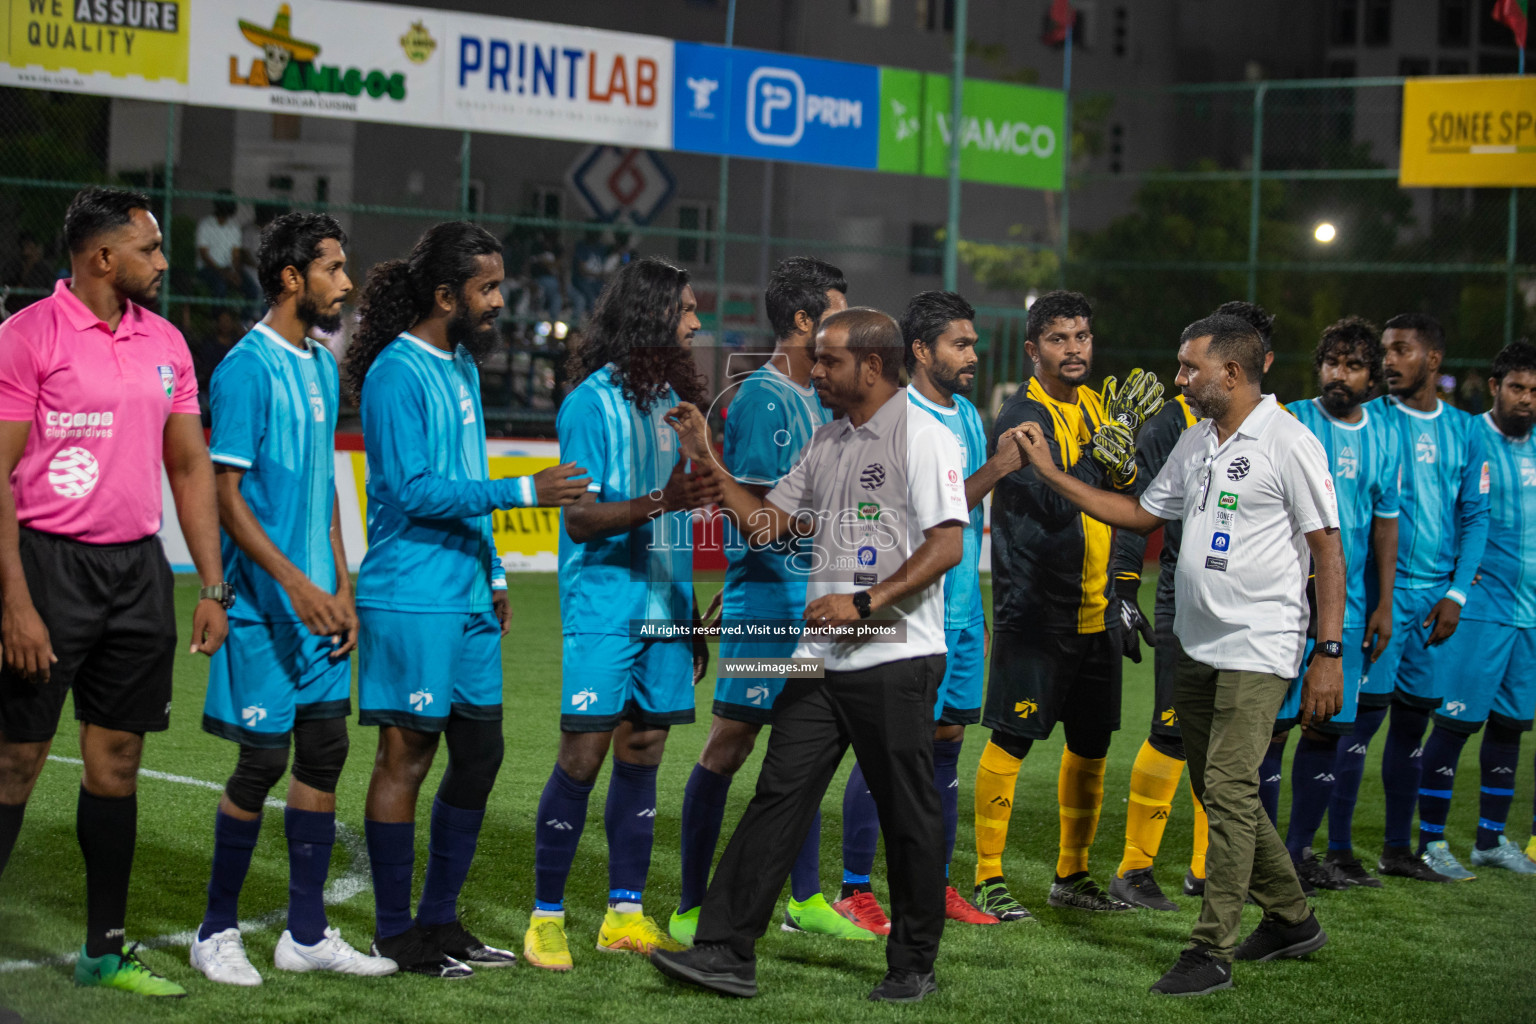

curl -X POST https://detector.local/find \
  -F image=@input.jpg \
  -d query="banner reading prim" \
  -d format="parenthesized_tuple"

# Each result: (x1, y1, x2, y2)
(0, 0, 190, 100)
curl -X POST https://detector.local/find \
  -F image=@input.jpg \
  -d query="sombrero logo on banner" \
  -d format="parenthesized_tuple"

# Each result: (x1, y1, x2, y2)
(228, 2, 410, 101)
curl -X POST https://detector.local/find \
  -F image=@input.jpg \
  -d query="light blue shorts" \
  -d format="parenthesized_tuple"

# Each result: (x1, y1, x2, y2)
(1278, 626, 1366, 734)
(357, 609, 502, 730)
(1358, 586, 1455, 710)
(713, 620, 798, 725)
(936, 620, 986, 725)
(202, 617, 351, 749)
(562, 633, 695, 733)
(1435, 619, 1536, 733)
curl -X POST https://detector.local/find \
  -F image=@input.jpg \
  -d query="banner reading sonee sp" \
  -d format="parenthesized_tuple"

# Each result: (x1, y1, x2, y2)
(446, 13, 672, 148)
(673, 41, 878, 169)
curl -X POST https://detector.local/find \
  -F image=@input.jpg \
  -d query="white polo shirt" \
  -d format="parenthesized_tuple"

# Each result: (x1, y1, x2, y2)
(767, 388, 968, 672)
(1139, 394, 1339, 678)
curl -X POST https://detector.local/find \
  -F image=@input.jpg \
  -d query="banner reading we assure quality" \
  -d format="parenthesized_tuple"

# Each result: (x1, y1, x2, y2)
(0, 0, 189, 100)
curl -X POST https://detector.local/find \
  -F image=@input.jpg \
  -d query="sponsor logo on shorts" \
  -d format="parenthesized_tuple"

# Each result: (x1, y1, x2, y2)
(48, 446, 100, 499)
(745, 683, 770, 705)
(409, 688, 434, 712)
(570, 688, 598, 712)
(241, 704, 268, 727)
(1014, 698, 1038, 719)
(1205, 555, 1227, 571)
(1443, 700, 1467, 717)
(1160, 707, 1178, 726)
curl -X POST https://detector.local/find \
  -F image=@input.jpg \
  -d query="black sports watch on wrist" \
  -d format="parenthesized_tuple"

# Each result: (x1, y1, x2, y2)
(851, 590, 872, 619)
(200, 582, 236, 610)
(1316, 639, 1344, 659)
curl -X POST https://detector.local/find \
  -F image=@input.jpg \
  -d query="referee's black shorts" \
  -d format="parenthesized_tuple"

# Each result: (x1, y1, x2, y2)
(0, 527, 177, 743)
(982, 628, 1122, 742)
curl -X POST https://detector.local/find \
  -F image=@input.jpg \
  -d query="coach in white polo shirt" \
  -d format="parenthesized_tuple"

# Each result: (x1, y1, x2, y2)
(1014, 313, 1346, 999)
(652, 307, 967, 1004)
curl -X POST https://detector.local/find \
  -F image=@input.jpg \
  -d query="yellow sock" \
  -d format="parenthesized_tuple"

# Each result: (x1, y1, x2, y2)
(1118, 740, 1185, 877)
(974, 742, 1022, 885)
(1189, 788, 1209, 879)
(1056, 747, 1107, 879)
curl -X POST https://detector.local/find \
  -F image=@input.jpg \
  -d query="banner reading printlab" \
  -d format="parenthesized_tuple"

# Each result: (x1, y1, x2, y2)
(0, 0, 189, 100)
(1399, 75, 1536, 187)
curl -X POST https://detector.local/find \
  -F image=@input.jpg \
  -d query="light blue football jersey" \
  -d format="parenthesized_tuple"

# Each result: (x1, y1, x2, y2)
(720, 362, 831, 621)
(357, 333, 533, 614)
(1464, 413, 1536, 627)
(1371, 396, 1489, 603)
(208, 323, 339, 623)
(1290, 397, 1401, 629)
(557, 365, 694, 636)
(908, 386, 986, 629)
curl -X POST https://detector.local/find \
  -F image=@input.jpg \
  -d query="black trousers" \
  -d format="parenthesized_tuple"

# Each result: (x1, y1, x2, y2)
(696, 653, 947, 974)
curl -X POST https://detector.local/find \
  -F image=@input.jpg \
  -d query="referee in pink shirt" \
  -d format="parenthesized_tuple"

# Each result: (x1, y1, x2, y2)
(0, 187, 229, 997)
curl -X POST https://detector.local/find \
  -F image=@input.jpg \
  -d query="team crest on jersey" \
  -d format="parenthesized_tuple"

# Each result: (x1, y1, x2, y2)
(308, 380, 325, 422)
(157, 364, 175, 399)
(1415, 432, 1436, 464)
(1337, 445, 1358, 480)
(860, 463, 886, 490)
(458, 383, 475, 426)
(1521, 457, 1536, 488)
(1226, 456, 1250, 481)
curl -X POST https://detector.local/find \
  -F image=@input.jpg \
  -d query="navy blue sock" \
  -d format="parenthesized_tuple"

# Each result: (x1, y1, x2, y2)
(789, 811, 822, 903)
(364, 818, 415, 940)
(416, 798, 485, 928)
(1476, 734, 1520, 851)
(534, 764, 593, 909)
(1328, 705, 1385, 851)
(678, 764, 731, 913)
(1416, 726, 1468, 853)
(1383, 701, 1431, 850)
(284, 807, 334, 946)
(604, 759, 658, 901)
(934, 739, 963, 871)
(841, 763, 880, 881)
(1258, 739, 1285, 828)
(200, 809, 262, 941)
(1285, 735, 1339, 860)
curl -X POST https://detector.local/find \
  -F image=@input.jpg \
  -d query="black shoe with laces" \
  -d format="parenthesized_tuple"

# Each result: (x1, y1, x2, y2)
(1294, 849, 1351, 892)
(1378, 844, 1454, 882)
(651, 943, 757, 998)
(1183, 870, 1206, 897)
(1048, 873, 1134, 912)
(1109, 869, 1178, 911)
(372, 925, 474, 979)
(1324, 848, 1383, 888)
(422, 918, 518, 967)
(1234, 909, 1328, 962)
(868, 969, 937, 1003)
(1149, 947, 1232, 997)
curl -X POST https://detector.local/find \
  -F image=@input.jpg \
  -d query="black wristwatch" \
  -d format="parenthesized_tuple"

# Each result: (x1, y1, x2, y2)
(1316, 639, 1343, 659)
(851, 590, 872, 619)
(199, 581, 236, 610)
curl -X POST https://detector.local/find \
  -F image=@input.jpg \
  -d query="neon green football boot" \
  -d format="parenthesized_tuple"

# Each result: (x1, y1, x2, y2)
(781, 892, 876, 940)
(75, 944, 187, 997)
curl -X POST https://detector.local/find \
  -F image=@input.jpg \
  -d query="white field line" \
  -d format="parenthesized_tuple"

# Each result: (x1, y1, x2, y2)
(0, 755, 371, 974)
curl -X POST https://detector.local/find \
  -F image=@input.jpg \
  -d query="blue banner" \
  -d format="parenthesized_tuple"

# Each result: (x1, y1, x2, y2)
(673, 41, 879, 169)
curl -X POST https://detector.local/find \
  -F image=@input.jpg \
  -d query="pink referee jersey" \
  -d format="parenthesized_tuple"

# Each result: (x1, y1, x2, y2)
(0, 279, 199, 544)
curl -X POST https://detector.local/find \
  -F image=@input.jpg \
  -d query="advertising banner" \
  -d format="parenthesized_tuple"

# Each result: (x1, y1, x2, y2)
(1399, 76, 1536, 187)
(443, 12, 672, 148)
(878, 68, 1065, 190)
(187, 0, 445, 124)
(672, 40, 880, 169)
(0, 0, 190, 100)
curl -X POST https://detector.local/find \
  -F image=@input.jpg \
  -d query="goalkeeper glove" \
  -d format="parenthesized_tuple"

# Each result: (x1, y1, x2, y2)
(1101, 368, 1165, 437)
(1090, 419, 1138, 489)
(1115, 575, 1154, 664)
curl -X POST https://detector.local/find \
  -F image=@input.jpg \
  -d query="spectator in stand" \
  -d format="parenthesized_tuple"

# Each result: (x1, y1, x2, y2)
(570, 227, 610, 323)
(197, 192, 259, 305)
(530, 230, 564, 319)
(192, 308, 245, 426)
(2, 232, 60, 316)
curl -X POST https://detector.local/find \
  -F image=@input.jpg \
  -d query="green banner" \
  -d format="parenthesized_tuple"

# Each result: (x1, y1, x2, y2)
(878, 69, 1064, 190)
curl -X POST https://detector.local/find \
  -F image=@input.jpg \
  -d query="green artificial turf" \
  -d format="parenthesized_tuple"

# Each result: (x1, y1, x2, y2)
(1, 576, 1532, 1023)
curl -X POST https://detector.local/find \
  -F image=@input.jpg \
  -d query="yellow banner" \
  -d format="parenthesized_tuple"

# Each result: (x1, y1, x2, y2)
(346, 452, 561, 566)
(1, 0, 189, 86)
(1399, 76, 1536, 187)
